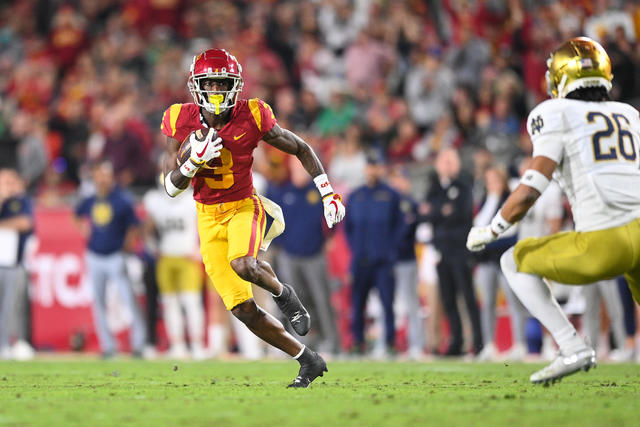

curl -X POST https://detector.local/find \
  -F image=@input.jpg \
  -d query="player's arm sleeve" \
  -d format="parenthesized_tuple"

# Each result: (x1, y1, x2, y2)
(248, 98, 277, 138)
(527, 101, 566, 163)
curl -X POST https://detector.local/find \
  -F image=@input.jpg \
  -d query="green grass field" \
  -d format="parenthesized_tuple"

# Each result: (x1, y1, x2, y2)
(1, 359, 639, 426)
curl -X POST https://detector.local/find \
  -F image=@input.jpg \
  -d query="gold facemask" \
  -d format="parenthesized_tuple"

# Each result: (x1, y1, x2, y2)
(545, 37, 613, 99)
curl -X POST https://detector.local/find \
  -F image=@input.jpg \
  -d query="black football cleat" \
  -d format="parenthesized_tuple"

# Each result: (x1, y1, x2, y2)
(288, 349, 327, 388)
(273, 284, 311, 336)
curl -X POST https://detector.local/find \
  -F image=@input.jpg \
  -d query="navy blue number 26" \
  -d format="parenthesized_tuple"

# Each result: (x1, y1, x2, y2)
(587, 112, 636, 162)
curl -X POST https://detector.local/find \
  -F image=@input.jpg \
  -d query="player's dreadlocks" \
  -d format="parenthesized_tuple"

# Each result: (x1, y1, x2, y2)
(565, 87, 611, 102)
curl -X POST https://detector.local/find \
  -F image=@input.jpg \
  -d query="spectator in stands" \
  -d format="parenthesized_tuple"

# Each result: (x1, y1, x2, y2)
(0, 168, 35, 360)
(328, 124, 367, 195)
(420, 148, 483, 356)
(74, 161, 145, 358)
(318, 0, 370, 54)
(404, 48, 455, 131)
(345, 148, 403, 356)
(268, 157, 340, 354)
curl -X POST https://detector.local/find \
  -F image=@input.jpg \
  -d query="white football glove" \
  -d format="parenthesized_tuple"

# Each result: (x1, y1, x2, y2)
(466, 226, 497, 252)
(322, 193, 346, 229)
(190, 128, 223, 165)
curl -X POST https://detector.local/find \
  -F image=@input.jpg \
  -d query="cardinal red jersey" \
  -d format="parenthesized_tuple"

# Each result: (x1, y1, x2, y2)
(160, 99, 277, 204)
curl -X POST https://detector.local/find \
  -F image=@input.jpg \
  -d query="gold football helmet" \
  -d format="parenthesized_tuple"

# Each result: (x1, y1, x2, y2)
(545, 37, 613, 98)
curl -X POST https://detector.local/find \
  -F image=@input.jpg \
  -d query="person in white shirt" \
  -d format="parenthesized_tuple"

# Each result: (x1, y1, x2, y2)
(467, 37, 640, 384)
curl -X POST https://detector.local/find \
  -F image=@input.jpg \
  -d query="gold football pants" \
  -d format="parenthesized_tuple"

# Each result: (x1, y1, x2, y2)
(514, 217, 640, 303)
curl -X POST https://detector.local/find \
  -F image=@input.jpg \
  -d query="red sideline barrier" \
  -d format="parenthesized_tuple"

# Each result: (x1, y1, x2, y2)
(29, 206, 515, 355)
(30, 207, 131, 353)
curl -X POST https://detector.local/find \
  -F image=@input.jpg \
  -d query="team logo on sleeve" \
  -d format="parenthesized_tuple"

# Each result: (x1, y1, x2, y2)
(530, 115, 544, 135)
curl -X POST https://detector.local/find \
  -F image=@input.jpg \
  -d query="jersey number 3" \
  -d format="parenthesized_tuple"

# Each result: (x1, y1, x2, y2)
(204, 148, 234, 189)
(587, 112, 637, 162)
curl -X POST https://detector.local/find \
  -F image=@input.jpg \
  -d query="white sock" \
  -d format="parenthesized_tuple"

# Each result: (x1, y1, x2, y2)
(179, 292, 204, 351)
(500, 248, 586, 355)
(293, 345, 306, 359)
(162, 293, 184, 349)
(207, 324, 227, 358)
(271, 285, 284, 298)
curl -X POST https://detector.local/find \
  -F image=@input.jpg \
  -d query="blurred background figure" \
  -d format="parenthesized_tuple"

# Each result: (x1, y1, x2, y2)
(345, 149, 402, 357)
(616, 276, 640, 362)
(268, 157, 340, 355)
(515, 156, 565, 359)
(0, 168, 35, 360)
(420, 148, 482, 356)
(472, 165, 526, 362)
(581, 279, 633, 362)
(388, 165, 424, 359)
(143, 171, 205, 360)
(74, 161, 145, 358)
(328, 124, 367, 196)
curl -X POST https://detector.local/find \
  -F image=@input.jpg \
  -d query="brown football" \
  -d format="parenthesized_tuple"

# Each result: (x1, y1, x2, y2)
(177, 128, 219, 166)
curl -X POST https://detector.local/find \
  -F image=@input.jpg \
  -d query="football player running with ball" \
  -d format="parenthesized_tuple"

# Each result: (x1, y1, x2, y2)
(161, 49, 345, 387)
(467, 37, 640, 385)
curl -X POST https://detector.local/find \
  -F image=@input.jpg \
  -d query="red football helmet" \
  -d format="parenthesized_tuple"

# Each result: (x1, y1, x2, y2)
(187, 49, 244, 115)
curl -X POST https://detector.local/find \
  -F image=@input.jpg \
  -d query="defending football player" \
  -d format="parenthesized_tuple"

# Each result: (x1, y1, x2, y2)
(466, 37, 640, 384)
(160, 49, 345, 387)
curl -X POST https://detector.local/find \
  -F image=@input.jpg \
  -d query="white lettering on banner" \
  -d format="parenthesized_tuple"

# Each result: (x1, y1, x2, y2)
(30, 253, 91, 308)
(31, 254, 54, 307)
(54, 254, 92, 307)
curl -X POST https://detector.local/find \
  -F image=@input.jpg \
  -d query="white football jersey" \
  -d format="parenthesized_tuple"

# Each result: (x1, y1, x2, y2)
(143, 188, 200, 257)
(527, 98, 640, 231)
(518, 181, 564, 239)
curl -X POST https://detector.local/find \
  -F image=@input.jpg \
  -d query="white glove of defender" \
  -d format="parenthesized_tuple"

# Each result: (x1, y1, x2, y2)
(466, 226, 497, 252)
(322, 193, 346, 229)
(190, 128, 223, 165)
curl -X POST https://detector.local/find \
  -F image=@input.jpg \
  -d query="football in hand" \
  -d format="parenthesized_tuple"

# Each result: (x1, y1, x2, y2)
(177, 128, 219, 167)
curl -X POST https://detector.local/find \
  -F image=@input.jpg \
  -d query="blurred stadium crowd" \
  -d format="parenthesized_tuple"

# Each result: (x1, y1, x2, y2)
(1, 0, 640, 362)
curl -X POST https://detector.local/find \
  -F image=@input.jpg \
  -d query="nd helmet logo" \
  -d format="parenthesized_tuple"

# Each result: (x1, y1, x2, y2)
(530, 115, 544, 135)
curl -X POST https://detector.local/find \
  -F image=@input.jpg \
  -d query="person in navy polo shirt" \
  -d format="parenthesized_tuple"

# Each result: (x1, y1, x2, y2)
(75, 161, 145, 357)
(267, 158, 340, 354)
(345, 149, 403, 356)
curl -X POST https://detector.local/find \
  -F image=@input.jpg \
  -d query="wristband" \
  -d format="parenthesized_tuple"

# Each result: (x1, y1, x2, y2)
(520, 169, 550, 194)
(164, 172, 185, 197)
(313, 173, 334, 197)
(490, 210, 512, 235)
(179, 159, 200, 178)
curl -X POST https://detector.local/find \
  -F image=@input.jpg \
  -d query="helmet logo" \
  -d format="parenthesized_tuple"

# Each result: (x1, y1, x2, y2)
(208, 94, 224, 115)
